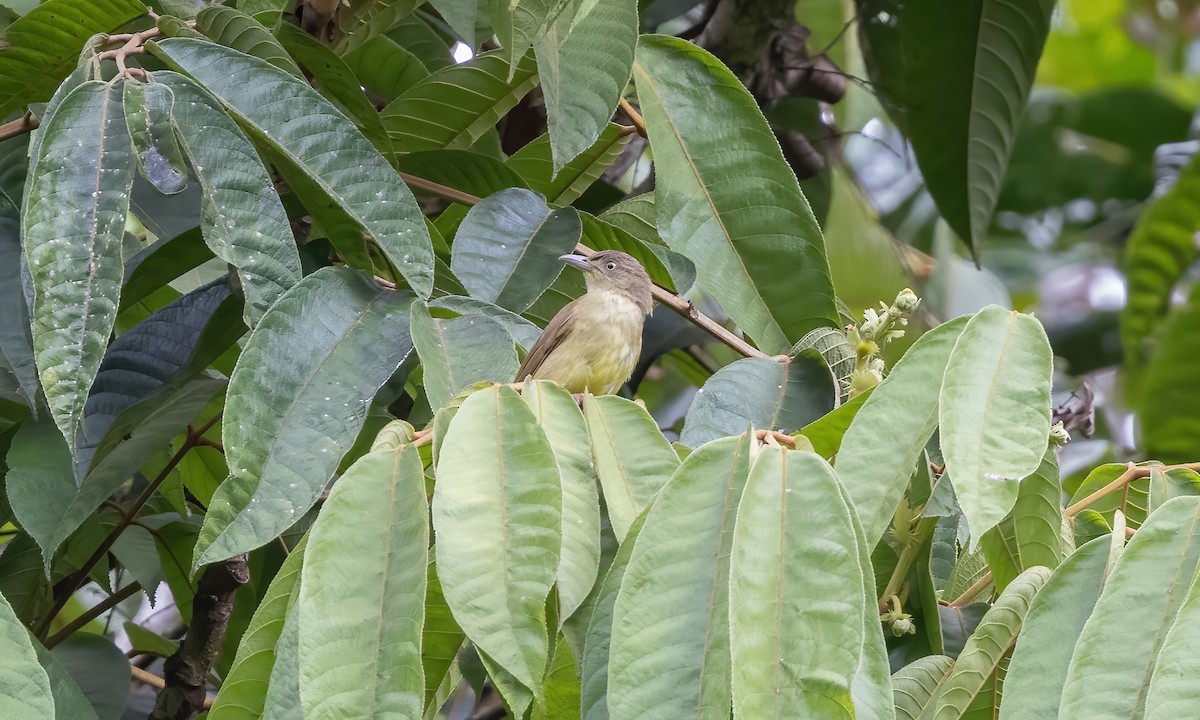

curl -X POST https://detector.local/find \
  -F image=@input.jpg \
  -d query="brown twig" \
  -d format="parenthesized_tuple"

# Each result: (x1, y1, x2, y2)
(948, 572, 993, 608)
(151, 556, 249, 719)
(618, 97, 647, 138)
(1065, 461, 1200, 518)
(0, 112, 38, 142)
(132, 665, 166, 689)
(35, 414, 222, 638)
(754, 428, 796, 449)
(44, 582, 141, 649)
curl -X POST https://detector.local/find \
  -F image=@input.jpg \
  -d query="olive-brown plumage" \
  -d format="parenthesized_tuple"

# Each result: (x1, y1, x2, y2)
(515, 251, 653, 395)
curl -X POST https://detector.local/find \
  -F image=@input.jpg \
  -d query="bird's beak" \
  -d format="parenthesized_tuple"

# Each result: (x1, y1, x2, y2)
(559, 254, 591, 271)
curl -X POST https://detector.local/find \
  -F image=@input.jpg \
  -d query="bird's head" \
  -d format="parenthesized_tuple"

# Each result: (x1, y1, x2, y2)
(560, 251, 653, 314)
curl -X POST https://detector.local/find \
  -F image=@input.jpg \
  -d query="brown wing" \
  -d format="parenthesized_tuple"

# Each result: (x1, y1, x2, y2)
(515, 298, 581, 382)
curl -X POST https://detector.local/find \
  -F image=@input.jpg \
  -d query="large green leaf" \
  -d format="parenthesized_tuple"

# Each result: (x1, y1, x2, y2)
(893, 656, 954, 720)
(450, 188, 582, 312)
(396, 149, 528, 200)
(50, 634, 131, 720)
(521, 380, 602, 624)
(857, 0, 1055, 257)
(0, 589, 54, 718)
(1139, 283, 1200, 462)
(194, 267, 415, 566)
(980, 447, 1063, 592)
(1143, 562, 1200, 717)
(584, 394, 679, 542)
(1059, 496, 1200, 719)
(299, 446, 427, 718)
(22, 80, 134, 448)
(597, 194, 698, 294)
(410, 302, 519, 410)
(507, 124, 629, 206)
(432, 385, 562, 692)
(933, 566, 1049, 717)
(35, 644, 99, 720)
(632, 35, 837, 353)
(609, 434, 751, 720)
(998, 535, 1109, 720)
(153, 72, 302, 326)
(343, 35, 429, 102)
(940, 306, 1053, 544)
(680, 351, 837, 448)
(430, 295, 542, 349)
(123, 80, 188, 195)
(579, 211, 693, 294)
(206, 538, 306, 720)
(195, 5, 303, 77)
(491, 0, 564, 71)
(331, 0, 422, 55)
(150, 38, 434, 297)
(0, 0, 147, 116)
(534, 637, 582, 720)
(533, 0, 636, 171)
(262, 601, 302, 720)
(422, 562, 464, 709)
(730, 448, 865, 719)
(835, 317, 968, 546)
(380, 49, 539, 153)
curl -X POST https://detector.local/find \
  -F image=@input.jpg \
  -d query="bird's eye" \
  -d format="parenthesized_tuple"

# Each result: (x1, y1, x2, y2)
(605, 262, 616, 270)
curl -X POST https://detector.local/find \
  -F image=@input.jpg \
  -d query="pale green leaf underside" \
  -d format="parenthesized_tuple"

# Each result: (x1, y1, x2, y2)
(0, 591, 54, 719)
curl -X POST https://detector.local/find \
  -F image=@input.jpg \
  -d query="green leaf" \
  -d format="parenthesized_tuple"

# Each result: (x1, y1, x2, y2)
(195, 5, 303, 77)
(432, 385, 562, 692)
(450, 188, 582, 312)
(427, 0, 479, 45)
(598, 194, 698, 294)
(380, 48, 539, 153)
(507, 124, 629, 206)
(208, 537, 307, 720)
(152, 72, 303, 326)
(796, 389, 871, 459)
(299, 446, 427, 718)
(411, 300, 518, 410)
(111, 525, 164, 604)
(892, 655, 954, 720)
(941, 306, 1053, 544)
(343, 35, 429, 102)
(632, 35, 837, 353)
(4, 417, 82, 572)
(430, 295, 543, 349)
(123, 80, 188, 195)
(122, 622, 180, 658)
(331, 0, 422, 55)
(274, 21, 393, 155)
(1067, 462, 1155, 529)
(422, 562, 464, 708)
(22, 80, 134, 448)
(583, 394, 679, 542)
(194, 267, 415, 567)
(49, 634, 131, 720)
(533, 0, 636, 171)
(395, 149, 528, 199)
(491, 0, 565, 72)
(1059, 497, 1200, 719)
(609, 433, 751, 720)
(998, 535, 1109, 720)
(35, 643, 100, 720)
(933, 566, 1049, 717)
(151, 38, 434, 297)
(580, 212, 693, 295)
(1143, 558, 1200, 717)
(534, 637, 582, 720)
(1139, 283, 1200, 462)
(262, 601, 302, 720)
(680, 351, 837, 448)
(0, 589, 53, 718)
(0, 216, 37, 409)
(980, 447, 1063, 592)
(835, 316, 968, 546)
(730, 448, 865, 719)
(579, 510, 649, 720)
(857, 0, 1055, 257)
(0, 0, 148, 116)
(521, 380, 602, 624)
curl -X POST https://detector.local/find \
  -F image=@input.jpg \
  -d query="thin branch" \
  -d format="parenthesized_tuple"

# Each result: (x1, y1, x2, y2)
(132, 665, 166, 689)
(948, 572, 993, 608)
(618, 97, 647, 138)
(35, 414, 222, 638)
(0, 112, 38, 142)
(1066, 461, 1200, 518)
(398, 171, 482, 206)
(877, 516, 938, 608)
(45, 582, 141, 649)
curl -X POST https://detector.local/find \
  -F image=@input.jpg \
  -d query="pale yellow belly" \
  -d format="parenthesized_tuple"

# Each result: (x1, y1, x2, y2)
(533, 293, 644, 395)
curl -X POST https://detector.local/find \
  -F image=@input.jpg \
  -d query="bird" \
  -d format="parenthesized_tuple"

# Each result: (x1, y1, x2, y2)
(515, 250, 654, 395)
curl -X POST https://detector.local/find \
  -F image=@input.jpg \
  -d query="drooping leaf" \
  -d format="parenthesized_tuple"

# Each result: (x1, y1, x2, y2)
(533, 0, 636, 171)
(1059, 497, 1200, 719)
(680, 351, 837, 448)
(430, 295, 542, 349)
(633, 35, 837, 353)
(195, 5, 303, 77)
(835, 317, 968, 546)
(343, 35, 429, 102)
(583, 393, 679, 542)
(208, 537, 307, 720)
(194, 267, 415, 567)
(579, 212, 694, 295)
(380, 48, 539, 153)
(892, 655, 954, 720)
(331, 0, 422, 55)
(933, 566, 1049, 716)
(998, 535, 1109, 720)
(521, 380, 602, 624)
(730, 447, 865, 719)
(22, 80, 134, 448)
(980, 447, 1063, 592)
(940, 306, 1053, 544)
(150, 38, 434, 297)
(432, 385, 562, 692)
(34, 644, 99, 720)
(857, 0, 1056, 257)
(123, 80, 188, 195)
(507, 124, 629, 206)
(450, 188, 582, 312)
(609, 434, 751, 720)
(0, 590, 54, 718)
(299, 446, 427, 719)
(50, 633, 131, 720)
(411, 302, 520, 410)
(0, 0, 147, 116)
